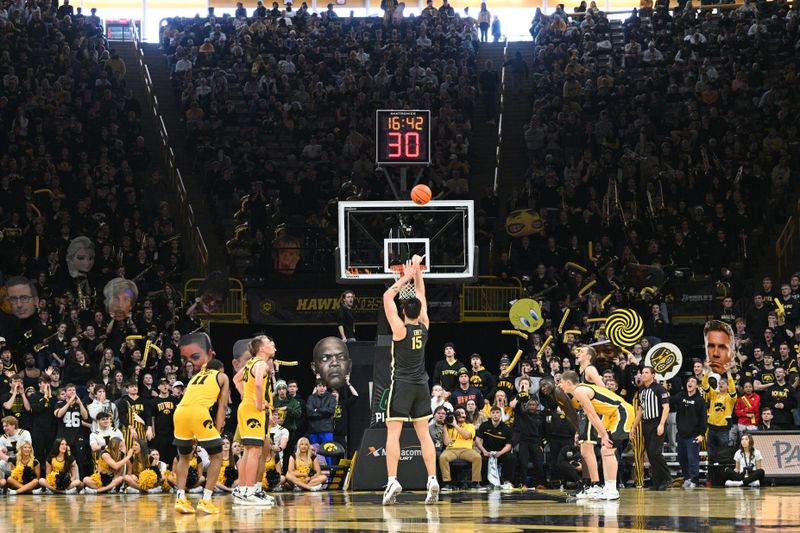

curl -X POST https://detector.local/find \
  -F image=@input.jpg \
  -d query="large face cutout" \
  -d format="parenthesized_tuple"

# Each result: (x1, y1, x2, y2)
(104, 278, 138, 321)
(195, 271, 230, 314)
(180, 341, 212, 373)
(66, 236, 96, 278)
(6, 280, 36, 319)
(312, 337, 352, 390)
(705, 328, 732, 375)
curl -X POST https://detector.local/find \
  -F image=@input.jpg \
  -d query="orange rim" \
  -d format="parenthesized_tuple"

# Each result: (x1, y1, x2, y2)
(388, 265, 428, 273)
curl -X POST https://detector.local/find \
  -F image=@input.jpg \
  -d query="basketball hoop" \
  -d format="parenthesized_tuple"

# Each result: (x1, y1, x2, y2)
(389, 264, 427, 301)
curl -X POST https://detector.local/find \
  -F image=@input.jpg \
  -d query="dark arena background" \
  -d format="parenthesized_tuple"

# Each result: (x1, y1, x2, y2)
(1, 0, 800, 531)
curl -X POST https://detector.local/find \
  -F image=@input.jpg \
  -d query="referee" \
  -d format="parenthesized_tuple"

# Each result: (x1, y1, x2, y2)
(631, 367, 671, 491)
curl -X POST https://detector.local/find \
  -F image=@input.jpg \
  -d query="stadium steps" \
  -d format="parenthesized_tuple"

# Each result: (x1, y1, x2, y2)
(139, 43, 227, 272)
(113, 44, 170, 182)
(470, 42, 506, 206)
(493, 41, 534, 252)
(115, 42, 212, 275)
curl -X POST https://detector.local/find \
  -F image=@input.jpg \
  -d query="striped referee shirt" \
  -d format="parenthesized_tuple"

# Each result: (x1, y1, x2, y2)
(637, 382, 670, 420)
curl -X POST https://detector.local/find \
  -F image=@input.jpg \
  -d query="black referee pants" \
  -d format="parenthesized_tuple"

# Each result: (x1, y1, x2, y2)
(643, 419, 670, 487)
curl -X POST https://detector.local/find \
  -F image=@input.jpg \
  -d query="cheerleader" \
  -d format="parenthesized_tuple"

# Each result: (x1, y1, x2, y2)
(123, 438, 161, 493)
(216, 436, 239, 493)
(285, 437, 326, 491)
(6, 441, 40, 494)
(38, 439, 84, 494)
(150, 449, 172, 493)
(168, 441, 206, 493)
(261, 435, 286, 492)
(82, 437, 131, 494)
(150, 448, 169, 476)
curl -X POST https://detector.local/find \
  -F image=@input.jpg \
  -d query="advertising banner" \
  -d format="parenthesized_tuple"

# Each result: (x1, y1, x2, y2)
(248, 286, 459, 324)
(351, 426, 428, 490)
(750, 431, 800, 478)
(370, 337, 392, 427)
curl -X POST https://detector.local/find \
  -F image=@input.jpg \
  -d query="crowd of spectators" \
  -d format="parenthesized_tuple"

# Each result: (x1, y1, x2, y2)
(425, 267, 800, 490)
(2, 0, 800, 498)
(160, 5, 484, 277)
(0, 0, 190, 327)
(502, 0, 799, 310)
(0, 0, 205, 496)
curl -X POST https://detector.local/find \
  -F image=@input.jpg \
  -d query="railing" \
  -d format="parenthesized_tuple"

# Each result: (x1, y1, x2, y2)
(776, 200, 800, 281)
(460, 276, 524, 321)
(183, 278, 247, 323)
(130, 21, 209, 276)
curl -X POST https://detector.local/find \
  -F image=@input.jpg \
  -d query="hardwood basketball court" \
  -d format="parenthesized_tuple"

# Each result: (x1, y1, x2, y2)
(4, 488, 798, 532)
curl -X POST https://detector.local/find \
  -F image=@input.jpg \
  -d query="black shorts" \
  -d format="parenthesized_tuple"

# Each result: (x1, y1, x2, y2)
(578, 411, 630, 449)
(578, 412, 594, 444)
(387, 381, 431, 422)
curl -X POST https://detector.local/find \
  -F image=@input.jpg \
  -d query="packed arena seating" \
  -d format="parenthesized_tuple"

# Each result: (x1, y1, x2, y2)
(160, 10, 480, 276)
(0, 0, 187, 300)
(1, 0, 800, 502)
(515, 3, 800, 352)
(504, 0, 800, 322)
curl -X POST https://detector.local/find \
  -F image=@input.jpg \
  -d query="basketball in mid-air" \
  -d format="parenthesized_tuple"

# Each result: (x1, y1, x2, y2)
(410, 184, 432, 205)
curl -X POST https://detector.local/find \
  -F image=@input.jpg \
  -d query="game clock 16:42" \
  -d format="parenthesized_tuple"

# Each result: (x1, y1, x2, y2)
(375, 110, 431, 166)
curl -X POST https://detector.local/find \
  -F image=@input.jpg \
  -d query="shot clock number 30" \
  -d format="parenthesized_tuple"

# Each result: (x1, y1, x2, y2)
(375, 110, 431, 165)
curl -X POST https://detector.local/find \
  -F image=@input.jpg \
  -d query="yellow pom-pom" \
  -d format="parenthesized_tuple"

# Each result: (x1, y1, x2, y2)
(162, 470, 172, 492)
(138, 469, 158, 491)
(46, 471, 57, 488)
(10, 464, 25, 483)
(91, 472, 104, 488)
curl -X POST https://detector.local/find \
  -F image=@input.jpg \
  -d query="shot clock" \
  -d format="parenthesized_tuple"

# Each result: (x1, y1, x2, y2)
(375, 109, 431, 165)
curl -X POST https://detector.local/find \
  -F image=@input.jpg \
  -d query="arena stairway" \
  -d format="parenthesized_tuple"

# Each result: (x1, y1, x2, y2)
(113, 44, 171, 184)
(493, 41, 535, 251)
(138, 43, 227, 271)
(470, 42, 506, 201)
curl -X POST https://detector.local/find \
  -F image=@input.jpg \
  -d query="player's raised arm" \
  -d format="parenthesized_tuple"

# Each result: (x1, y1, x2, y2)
(383, 261, 414, 339)
(410, 255, 429, 328)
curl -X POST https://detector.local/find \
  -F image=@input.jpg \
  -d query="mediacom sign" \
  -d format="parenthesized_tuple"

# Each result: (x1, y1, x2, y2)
(351, 427, 428, 490)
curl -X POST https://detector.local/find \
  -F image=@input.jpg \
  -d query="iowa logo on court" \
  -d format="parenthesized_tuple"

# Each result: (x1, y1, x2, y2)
(203, 419, 214, 429)
(247, 418, 262, 429)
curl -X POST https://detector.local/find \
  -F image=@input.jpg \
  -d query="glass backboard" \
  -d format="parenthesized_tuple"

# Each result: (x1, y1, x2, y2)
(336, 200, 476, 283)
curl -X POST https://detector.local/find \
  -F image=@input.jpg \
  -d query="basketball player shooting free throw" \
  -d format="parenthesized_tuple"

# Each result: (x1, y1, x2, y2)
(381, 255, 439, 505)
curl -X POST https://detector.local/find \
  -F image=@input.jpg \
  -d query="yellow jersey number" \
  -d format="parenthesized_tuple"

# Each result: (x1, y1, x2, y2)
(412, 335, 422, 350)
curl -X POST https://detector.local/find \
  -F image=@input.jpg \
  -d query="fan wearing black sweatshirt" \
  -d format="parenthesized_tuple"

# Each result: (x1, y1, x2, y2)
(512, 390, 545, 488)
(671, 376, 707, 489)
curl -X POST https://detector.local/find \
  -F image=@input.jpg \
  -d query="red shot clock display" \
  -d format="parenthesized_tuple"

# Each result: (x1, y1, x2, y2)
(375, 110, 431, 165)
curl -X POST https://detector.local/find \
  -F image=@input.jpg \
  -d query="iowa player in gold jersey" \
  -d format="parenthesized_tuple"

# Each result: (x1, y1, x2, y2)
(559, 370, 634, 501)
(381, 255, 439, 505)
(232, 335, 275, 507)
(174, 333, 230, 515)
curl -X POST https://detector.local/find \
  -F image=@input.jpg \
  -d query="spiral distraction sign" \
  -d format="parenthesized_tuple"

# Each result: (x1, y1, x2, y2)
(605, 309, 643, 347)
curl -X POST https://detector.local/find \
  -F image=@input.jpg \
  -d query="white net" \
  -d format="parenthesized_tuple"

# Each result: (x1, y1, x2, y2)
(399, 282, 417, 301)
(391, 267, 417, 301)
